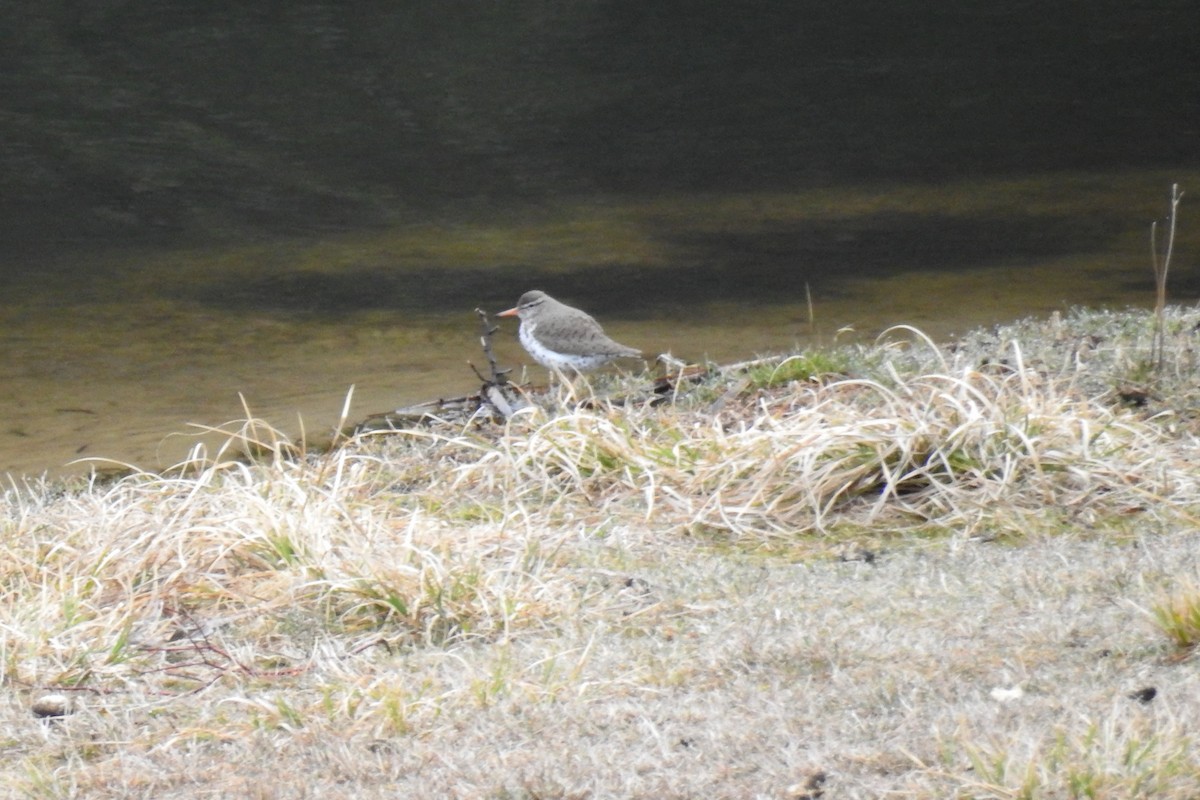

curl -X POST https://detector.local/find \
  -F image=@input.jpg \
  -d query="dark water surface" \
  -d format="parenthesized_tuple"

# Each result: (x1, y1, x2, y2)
(1, 3, 1198, 476)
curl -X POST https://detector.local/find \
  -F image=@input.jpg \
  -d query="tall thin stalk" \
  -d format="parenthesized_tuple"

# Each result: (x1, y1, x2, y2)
(1151, 183, 1184, 372)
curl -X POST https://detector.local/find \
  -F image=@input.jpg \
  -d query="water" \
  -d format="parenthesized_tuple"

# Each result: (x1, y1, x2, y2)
(1, 3, 1197, 477)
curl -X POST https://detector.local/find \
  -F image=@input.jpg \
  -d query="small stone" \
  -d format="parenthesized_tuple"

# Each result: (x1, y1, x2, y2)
(1127, 686, 1157, 704)
(31, 693, 71, 718)
(835, 544, 877, 564)
(786, 770, 828, 799)
(990, 685, 1024, 703)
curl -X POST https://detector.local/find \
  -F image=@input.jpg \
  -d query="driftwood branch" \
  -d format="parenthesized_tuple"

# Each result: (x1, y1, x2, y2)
(469, 307, 531, 420)
(468, 307, 512, 386)
(349, 314, 789, 435)
(353, 306, 529, 431)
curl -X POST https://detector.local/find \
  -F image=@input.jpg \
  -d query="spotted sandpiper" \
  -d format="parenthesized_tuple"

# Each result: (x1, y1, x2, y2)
(498, 290, 642, 373)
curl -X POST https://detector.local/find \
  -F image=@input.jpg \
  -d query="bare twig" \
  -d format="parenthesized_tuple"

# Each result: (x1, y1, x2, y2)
(805, 281, 815, 336)
(471, 307, 511, 386)
(470, 307, 535, 420)
(139, 607, 309, 695)
(1151, 183, 1184, 372)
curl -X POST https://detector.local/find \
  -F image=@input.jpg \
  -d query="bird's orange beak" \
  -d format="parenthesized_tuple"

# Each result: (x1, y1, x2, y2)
(497, 306, 519, 317)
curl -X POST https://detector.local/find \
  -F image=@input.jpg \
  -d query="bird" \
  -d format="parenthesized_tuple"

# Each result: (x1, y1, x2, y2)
(497, 290, 642, 373)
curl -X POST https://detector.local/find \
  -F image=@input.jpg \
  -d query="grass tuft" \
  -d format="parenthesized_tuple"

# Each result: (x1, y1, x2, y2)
(4, 307, 1200, 796)
(1152, 583, 1200, 653)
(745, 351, 846, 389)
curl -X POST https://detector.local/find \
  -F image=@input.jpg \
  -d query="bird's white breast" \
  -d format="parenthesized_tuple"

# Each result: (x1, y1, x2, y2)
(519, 321, 612, 372)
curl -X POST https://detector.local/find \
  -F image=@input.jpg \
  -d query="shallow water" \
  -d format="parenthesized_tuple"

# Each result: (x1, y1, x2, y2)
(2, 172, 1193, 478)
(3, 4, 1197, 477)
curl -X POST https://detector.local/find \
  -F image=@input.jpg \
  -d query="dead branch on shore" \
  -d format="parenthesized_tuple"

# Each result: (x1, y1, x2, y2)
(468, 307, 510, 386)
(349, 312, 809, 437)
(352, 307, 529, 433)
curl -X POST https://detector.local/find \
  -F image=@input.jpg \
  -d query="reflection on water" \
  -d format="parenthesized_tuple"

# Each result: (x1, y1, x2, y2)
(1, 3, 1197, 476)
(2, 173, 1194, 477)
(193, 212, 1118, 315)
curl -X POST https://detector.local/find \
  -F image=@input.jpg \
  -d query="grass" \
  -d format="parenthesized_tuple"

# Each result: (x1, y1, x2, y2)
(744, 351, 846, 389)
(1152, 584, 1200, 653)
(4, 306, 1200, 797)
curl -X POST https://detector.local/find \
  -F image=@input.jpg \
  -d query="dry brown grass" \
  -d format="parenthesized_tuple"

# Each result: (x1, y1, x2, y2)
(4, 307, 1200, 798)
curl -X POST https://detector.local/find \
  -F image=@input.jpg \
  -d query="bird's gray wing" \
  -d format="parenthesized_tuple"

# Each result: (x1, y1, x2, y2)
(536, 309, 640, 357)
